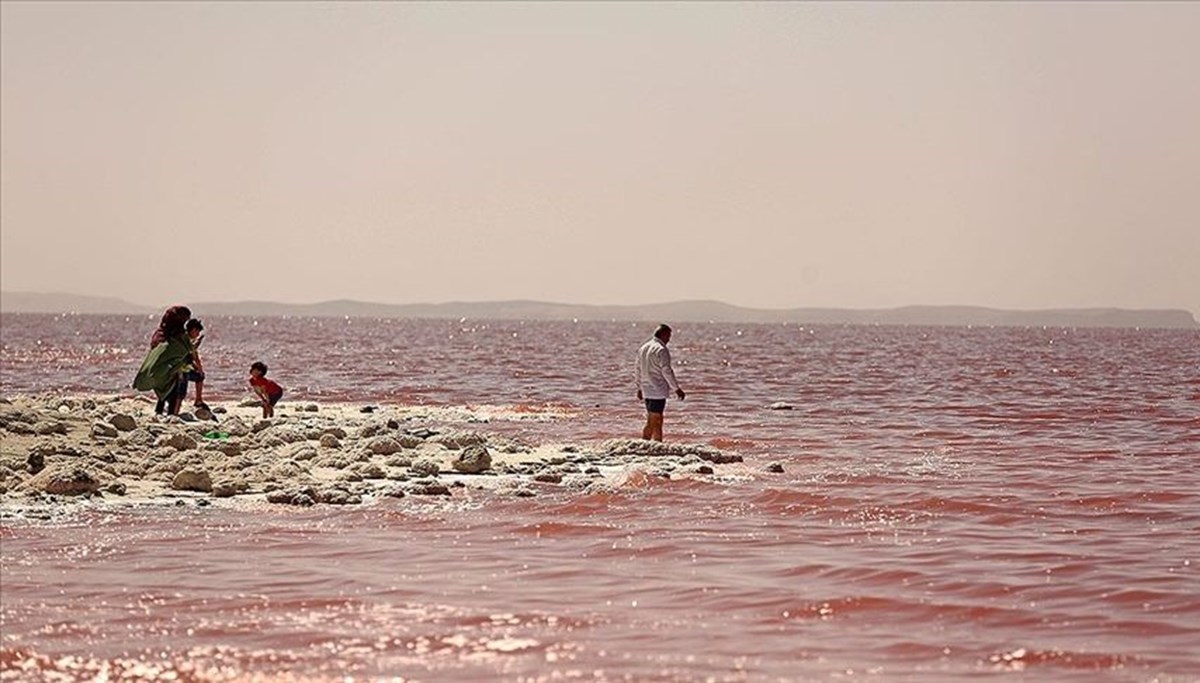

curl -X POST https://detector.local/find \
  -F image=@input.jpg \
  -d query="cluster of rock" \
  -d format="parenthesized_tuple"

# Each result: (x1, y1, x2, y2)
(0, 395, 747, 509)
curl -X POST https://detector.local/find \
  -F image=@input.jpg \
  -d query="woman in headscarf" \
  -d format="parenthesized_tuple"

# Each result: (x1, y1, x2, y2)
(133, 305, 193, 415)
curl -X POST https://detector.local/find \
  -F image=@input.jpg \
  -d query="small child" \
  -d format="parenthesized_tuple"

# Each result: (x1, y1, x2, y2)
(248, 361, 284, 418)
(180, 319, 208, 410)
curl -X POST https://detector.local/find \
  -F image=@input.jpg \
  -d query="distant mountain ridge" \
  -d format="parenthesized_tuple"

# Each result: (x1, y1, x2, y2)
(2, 291, 1196, 329)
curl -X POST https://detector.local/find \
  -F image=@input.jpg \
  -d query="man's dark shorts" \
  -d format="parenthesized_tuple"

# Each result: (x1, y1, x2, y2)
(267, 390, 283, 407)
(644, 398, 666, 414)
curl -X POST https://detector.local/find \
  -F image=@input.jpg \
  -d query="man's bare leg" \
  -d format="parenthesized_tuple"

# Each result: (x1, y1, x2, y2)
(646, 413, 664, 442)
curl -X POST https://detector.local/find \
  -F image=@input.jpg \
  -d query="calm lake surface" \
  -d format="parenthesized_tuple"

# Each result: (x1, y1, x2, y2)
(2, 313, 1198, 681)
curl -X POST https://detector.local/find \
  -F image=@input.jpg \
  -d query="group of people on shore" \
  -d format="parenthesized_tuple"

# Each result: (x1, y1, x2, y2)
(133, 305, 283, 419)
(133, 308, 686, 440)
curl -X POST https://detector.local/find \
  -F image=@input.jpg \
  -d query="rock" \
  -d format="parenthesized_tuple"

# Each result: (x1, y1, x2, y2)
(431, 430, 487, 450)
(452, 445, 492, 474)
(211, 479, 249, 497)
(321, 427, 347, 440)
(410, 459, 440, 477)
(405, 427, 438, 440)
(304, 404, 319, 412)
(321, 488, 362, 505)
(319, 434, 341, 449)
(25, 466, 101, 496)
(34, 421, 69, 436)
(384, 455, 413, 468)
(177, 412, 197, 423)
(27, 452, 44, 475)
(533, 472, 563, 484)
(193, 406, 216, 422)
(764, 462, 785, 473)
(212, 406, 228, 414)
(286, 444, 319, 461)
(766, 402, 795, 411)
(171, 468, 213, 492)
(357, 463, 386, 480)
(238, 398, 262, 408)
(360, 406, 378, 413)
(382, 486, 407, 499)
(407, 480, 450, 496)
(106, 481, 128, 496)
(252, 420, 273, 434)
(224, 418, 250, 437)
(159, 433, 198, 452)
(92, 421, 119, 439)
(366, 436, 405, 456)
(109, 414, 137, 432)
(696, 465, 714, 475)
(267, 486, 318, 506)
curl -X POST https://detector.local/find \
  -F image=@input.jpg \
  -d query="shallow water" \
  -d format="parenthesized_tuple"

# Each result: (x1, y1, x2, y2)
(2, 314, 1199, 680)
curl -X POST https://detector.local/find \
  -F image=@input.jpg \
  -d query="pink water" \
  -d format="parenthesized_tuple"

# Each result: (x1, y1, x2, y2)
(2, 314, 1198, 681)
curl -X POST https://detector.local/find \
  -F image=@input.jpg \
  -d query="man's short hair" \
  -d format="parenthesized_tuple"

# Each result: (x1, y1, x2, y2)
(654, 324, 672, 340)
(186, 319, 204, 332)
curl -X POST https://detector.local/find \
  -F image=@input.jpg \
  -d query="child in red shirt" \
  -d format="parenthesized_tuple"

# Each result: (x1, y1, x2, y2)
(248, 361, 284, 418)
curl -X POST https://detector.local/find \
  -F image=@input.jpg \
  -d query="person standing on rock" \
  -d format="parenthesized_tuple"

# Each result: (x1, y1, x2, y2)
(134, 305, 193, 416)
(635, 323, 686, 442)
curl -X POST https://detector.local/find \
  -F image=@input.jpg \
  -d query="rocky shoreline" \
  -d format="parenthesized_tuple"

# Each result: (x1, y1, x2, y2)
(0, 394, 747, 516)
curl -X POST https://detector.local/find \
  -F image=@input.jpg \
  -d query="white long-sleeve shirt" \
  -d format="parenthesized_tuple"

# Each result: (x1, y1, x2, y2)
(635, 337, 680, 400)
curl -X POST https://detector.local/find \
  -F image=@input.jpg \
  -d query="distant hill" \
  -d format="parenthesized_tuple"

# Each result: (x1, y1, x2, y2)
(2, 291, 1196, 329)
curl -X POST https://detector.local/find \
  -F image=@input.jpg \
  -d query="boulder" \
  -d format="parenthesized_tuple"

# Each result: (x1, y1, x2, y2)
(410, 458, 440, 477)
(34, 421, 69, 436)
(533, 472, 563, 484)
(171, 468, 213, 492)
(109, 414, 138, 432)
(366, 436, 405, 455)
(24, 466, 100, 496)
(211, 479, 248, 498)
(319, 434, 341, 449)
(159, 433, 198, 452)
(92, 421, 119, 439)
(452, 445, 492, 474)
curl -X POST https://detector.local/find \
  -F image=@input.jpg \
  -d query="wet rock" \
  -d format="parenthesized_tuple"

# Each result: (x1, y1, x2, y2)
(106, 480, 128, 496)
(410, 458, 440, 477)
(159, 433, 198, 452)
(211, 478, 249, 498)
(764, 462, 785, 473)
(92, 421, 119, 439)
(321, 488, 362, 505)
(407, 480, 450, 496)
(386, 419, 400, 430)
(360, 406, 378, 414)
(27, 452, 45, 475)
(109, 414, 137, 432)
(452, 445, 492, 474)
(171, 468, 213, 492)
(696, 465, 714, 475)
(319, 434, 341, 449)
(25, 466, 101, 496)
(766, 402, 795, 411)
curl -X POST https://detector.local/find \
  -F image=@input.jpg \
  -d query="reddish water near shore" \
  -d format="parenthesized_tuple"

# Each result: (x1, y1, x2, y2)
(2, 314, 1199, 681)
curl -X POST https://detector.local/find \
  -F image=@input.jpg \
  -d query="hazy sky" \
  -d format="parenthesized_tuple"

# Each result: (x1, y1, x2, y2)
(2, 2, 1198, 313)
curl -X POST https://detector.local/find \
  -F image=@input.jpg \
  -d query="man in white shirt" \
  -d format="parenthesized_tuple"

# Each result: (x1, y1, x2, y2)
(635, 324, 686, 442)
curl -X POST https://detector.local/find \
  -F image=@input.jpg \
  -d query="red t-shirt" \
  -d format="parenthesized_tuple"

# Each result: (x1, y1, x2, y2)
(250, 375, 283, 396)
